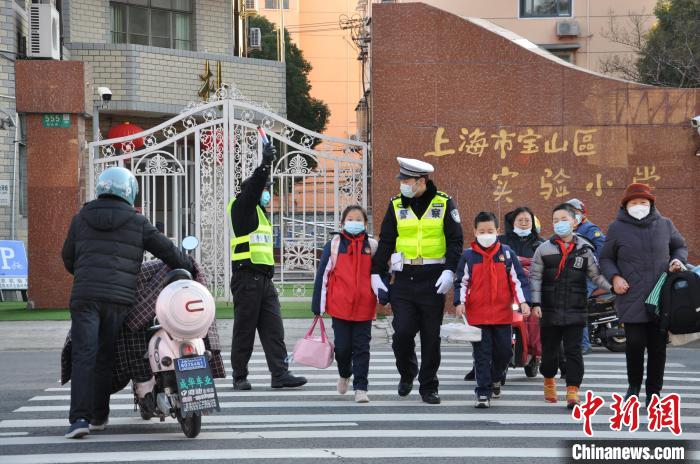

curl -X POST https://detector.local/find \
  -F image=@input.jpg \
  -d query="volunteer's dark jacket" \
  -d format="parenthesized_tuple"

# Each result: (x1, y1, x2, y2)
(529, 235, 611, 327)
(599, 207, 688, 324)
(61, 196, 193, 305)
(229, 163, 273, 278)
(497, 208, 544, 259)
(371, 180, 463, 274)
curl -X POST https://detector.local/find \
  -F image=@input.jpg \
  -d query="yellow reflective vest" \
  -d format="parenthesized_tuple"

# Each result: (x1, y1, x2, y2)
(227, 198, 274, 265)
(391, 192, 448, 259)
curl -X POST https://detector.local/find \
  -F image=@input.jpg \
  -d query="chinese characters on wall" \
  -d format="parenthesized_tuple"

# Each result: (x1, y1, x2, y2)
(424, 127, 661, 203)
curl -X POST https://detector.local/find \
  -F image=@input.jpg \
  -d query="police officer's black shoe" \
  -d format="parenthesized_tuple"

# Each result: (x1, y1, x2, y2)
(233, 378, 252, 391)
(398, 378, 413, 397)
(421, 392, 441, 405)
(625, 385, 641, 401)
(271, 372, 307, 389)
(464, 369, 475, 381)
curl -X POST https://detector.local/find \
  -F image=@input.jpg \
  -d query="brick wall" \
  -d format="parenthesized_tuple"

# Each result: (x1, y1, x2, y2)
(69, 44, 286, 115)
(67, 0, 109, 44)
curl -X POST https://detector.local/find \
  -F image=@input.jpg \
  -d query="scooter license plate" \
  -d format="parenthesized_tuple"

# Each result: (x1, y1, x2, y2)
(174, 355, 221, 415)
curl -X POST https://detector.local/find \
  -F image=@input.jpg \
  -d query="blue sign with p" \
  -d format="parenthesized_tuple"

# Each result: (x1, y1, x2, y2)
(0, 241, 28, 290)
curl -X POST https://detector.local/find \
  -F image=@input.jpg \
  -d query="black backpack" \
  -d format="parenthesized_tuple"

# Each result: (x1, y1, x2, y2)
(659, 271, 700, 334)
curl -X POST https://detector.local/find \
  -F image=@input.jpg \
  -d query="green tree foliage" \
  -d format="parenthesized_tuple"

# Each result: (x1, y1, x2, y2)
(601, 0, 700, 87)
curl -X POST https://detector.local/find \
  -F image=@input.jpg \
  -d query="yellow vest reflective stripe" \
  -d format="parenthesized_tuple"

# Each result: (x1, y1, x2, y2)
(392, 193, 448, 259)
(227, 198, 274, 265)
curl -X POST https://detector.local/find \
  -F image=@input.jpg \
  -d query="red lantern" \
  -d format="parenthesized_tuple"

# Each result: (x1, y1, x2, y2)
(107, 122, 145, 151)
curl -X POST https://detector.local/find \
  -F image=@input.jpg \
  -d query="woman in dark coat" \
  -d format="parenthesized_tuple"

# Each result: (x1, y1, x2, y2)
(599, 183, 687, 405)
(498, 206, 545, 259)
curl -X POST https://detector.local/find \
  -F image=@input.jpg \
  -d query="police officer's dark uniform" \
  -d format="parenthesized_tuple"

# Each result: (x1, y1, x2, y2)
(371, 157, 463, 404)
(228, 142, 306, 390)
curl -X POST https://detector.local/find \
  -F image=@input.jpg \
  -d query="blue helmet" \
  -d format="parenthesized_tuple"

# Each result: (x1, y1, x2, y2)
(95, 167, 139, 205)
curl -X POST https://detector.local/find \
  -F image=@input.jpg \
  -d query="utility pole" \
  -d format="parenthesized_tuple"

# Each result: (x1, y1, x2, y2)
(278, 1, 285, 62)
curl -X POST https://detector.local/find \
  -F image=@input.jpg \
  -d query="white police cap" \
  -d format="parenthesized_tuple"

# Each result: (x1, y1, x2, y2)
(396, 157, 434, 180)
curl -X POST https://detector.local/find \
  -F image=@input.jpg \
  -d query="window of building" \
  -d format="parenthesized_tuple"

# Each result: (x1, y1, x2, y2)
(549, 49, 573, 62)
(111, 0, 192, 50)
(520, 0, 571, 18)
(264, 0, 289, 9)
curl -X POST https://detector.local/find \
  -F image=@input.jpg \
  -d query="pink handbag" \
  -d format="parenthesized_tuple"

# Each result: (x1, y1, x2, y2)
(292, 316, 335, 369)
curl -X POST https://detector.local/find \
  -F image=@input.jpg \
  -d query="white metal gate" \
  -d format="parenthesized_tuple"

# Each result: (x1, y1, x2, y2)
(88, 85, 367, 300)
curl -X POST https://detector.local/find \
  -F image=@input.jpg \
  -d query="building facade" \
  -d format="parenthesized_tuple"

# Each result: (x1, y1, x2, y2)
(0, 0, 286, 244)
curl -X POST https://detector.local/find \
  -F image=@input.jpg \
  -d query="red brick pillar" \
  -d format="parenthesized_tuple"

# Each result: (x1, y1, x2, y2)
(15, 61, 93, 309)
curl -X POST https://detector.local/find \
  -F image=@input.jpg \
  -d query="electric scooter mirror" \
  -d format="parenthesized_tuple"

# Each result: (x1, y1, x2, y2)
(182, 236, 199, 251)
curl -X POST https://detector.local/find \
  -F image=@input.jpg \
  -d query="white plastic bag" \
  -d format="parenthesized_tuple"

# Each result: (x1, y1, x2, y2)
(440, 315, 481, 342)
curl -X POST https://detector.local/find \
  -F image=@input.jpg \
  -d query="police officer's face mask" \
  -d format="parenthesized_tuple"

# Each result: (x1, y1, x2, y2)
(400, 181, 418, 198)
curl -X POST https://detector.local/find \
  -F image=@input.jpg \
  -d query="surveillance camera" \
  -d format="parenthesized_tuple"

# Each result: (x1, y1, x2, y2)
(97, 87, 112, 102)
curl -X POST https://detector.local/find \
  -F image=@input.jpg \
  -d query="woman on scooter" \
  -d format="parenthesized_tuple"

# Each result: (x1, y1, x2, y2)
(311, 205, 378, 403)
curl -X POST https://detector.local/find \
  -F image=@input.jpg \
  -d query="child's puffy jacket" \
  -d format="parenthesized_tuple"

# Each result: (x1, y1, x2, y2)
(454, 241, 531, 326)
(312, 232, 378, 322)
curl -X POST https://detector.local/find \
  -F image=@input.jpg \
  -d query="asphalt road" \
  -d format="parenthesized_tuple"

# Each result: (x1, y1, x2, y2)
(0, 342, 698, 464)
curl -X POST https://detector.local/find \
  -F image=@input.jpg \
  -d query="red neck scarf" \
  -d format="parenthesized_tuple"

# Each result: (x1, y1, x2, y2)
(471, 241, 502, 303)
(554, 237, 575, 279)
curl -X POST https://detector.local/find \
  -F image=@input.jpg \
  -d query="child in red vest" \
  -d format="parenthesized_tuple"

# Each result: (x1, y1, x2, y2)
(312, 206, 378, 403)
(454, 212, 531, 408)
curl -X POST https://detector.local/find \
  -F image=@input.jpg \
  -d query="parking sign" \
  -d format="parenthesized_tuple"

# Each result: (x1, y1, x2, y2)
(0, 241, 28, 290)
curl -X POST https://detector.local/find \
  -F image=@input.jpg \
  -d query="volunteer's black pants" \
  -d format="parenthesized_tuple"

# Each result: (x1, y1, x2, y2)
(540, 324, 584, 387)
(624, 321, 667, 395)
(332, 317, 372, 391)
(390, 265, 445, 396)
(230, 269, 289, 380)
(69, 300, 128, 424)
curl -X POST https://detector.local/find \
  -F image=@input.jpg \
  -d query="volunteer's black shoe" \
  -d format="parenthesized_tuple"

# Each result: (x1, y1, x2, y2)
(625, 385, 641, 401)
(646, 392, 660, 408)
(421, 392, 441, 405)
(271, 372, 307, 389)
(89, 417, 108, 432)
(492, 382, 502, 399)
(464, 369, 475, 381)
(233, 378, 252, 391)
(398, 378, 414, 397)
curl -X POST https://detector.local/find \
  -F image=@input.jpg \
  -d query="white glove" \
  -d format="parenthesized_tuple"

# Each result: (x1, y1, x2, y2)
(435, 269, 454, 295)
(371, 274, 388, 297)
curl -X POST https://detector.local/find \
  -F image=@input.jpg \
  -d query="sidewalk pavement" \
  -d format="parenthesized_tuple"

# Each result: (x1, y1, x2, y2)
(0, 318, 398, 352)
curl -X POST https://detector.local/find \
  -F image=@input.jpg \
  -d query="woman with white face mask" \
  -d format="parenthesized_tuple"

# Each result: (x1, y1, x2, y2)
(600, 183, 688, 406)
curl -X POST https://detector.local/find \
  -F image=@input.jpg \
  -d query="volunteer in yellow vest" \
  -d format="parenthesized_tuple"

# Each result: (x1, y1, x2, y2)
(228, 140, 306, 391)
(371, 157, 464, 404)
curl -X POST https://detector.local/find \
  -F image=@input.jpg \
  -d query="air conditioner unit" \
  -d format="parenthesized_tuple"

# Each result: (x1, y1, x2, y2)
(244, 0, 258, 11)
(28, 4, 60, 59)
(556, 20, 579, 37)
(249, 27, 262, 50)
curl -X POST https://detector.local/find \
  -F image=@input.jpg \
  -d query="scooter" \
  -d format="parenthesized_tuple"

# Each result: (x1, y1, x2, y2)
(141, 236, 220, 438)
(587, 292, 626, 352)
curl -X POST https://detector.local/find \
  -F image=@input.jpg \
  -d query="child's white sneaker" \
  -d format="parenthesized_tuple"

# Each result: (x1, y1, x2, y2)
(355, 390, 370, 403)
(337, 377, 351, 395)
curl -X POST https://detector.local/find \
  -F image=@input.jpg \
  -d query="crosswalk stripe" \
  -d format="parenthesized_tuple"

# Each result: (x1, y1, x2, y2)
(0, 428, 689, 447)
(3, 413, 700, 428)
(43, 381, 700, 392)
(15, 398, 700, 413)
(2, 446, 698, 462)
(23, 388, 700, 404)
(234, 362, 685, 370)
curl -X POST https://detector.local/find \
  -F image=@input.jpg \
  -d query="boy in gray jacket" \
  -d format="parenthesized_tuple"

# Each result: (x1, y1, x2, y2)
(529, 203, 611, 409)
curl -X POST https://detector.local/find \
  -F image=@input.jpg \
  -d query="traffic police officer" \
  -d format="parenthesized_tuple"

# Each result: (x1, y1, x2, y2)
(228, 140, 307, 391)
(371, 157, 463, 404)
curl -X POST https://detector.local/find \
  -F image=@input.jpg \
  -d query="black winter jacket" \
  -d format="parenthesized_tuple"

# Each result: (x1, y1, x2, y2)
(599, 207, 687, 323)
(529, 235, 611, 327)
(61, 197, 193, 305)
